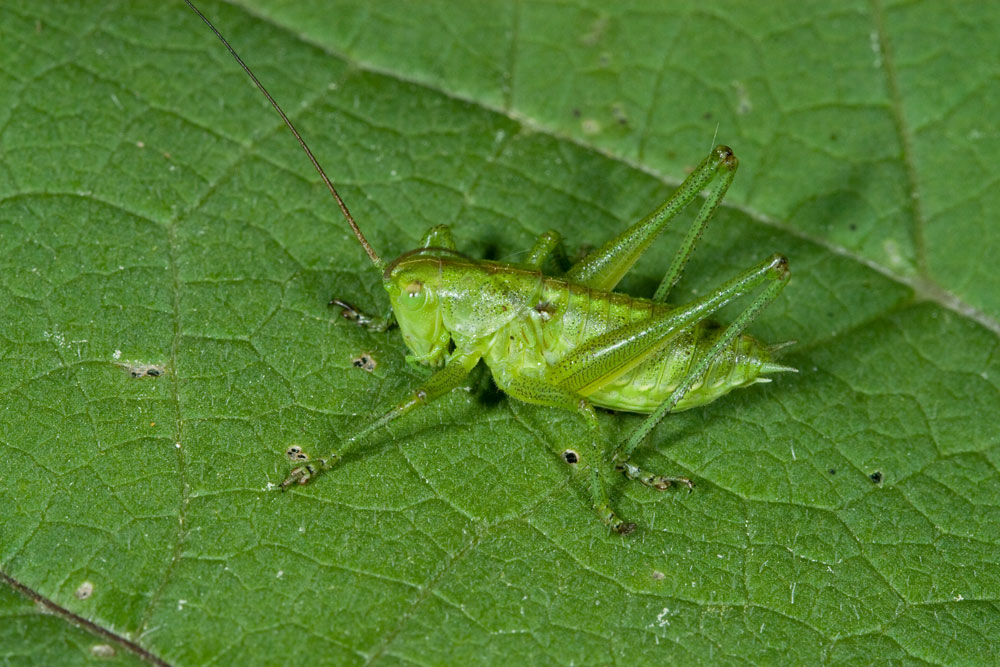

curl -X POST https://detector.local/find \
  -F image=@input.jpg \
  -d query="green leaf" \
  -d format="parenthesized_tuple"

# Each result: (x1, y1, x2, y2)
(2, 1, 999, 664)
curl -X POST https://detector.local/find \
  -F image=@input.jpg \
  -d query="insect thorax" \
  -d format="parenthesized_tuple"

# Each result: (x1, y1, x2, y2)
(383, 254, 543, 366)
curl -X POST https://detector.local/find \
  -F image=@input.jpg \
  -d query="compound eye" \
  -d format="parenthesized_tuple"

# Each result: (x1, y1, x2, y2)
(401, 281, 427, 309)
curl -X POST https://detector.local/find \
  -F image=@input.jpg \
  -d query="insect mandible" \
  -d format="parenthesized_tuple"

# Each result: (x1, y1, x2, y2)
(186, 1, 794, 534)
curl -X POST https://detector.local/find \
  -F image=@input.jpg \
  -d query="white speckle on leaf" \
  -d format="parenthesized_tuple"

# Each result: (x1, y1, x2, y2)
(869, 30, 882, 68)
(648, 607, 675, 628)
(42, 328, 66, 347)
(113, 349, 122, 359)
(90, 644, 115, 658)
(883, 239, 904, 269)
(731, 80, 752, 114)
(580, 15, 608, 46)
(177, 599, 186, 611)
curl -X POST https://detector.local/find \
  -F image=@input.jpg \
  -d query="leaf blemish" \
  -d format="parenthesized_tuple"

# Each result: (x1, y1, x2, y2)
(562, 449, 579, 464)
(75, 581, 94, 599)
(120, 362, 166, 379)
(90, 644, 115, 658)
(352, 353, 377, 372)
(286, 445, 310, 462)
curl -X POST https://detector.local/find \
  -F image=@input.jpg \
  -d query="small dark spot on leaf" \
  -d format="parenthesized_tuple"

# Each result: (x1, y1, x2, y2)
(562, 449, 579, 464)
(652, 570, 665, 580)
(870, 471, 883, 484)
(122, 362, 165, 379)
(828, 468, 836, 475)
(572, 108, 581, 117)
(849, 223, 857, 231)
(611, 102, 628, 126)
(351, 353, 377, 372)
(703, 112, 712, 120)
(286, 446, 310, 462)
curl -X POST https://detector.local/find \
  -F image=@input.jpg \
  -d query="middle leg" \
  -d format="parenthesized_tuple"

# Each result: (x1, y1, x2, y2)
(501, 374, 635, 534)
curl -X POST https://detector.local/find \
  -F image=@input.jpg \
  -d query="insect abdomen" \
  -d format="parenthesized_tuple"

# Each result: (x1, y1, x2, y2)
(485, 277, 783, 414)
(587, 321, 774, 413)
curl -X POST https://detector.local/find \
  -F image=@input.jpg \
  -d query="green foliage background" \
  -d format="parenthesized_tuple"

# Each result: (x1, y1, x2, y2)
(2, 1, 999, 664)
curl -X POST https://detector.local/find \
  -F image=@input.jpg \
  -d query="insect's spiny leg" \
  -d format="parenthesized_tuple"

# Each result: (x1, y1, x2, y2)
(280, 352, 479, 490)
(524, 230, 563, 269)
(653, 145, 738, 303)
(579, 401, 635, 535)
(615, 254, 790, 479)
(501, 374, 635, 534)
(565, 145, 736, 293)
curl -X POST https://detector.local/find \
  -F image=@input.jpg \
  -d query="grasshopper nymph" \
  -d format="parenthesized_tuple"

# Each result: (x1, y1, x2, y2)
(186, 1, 793, 534)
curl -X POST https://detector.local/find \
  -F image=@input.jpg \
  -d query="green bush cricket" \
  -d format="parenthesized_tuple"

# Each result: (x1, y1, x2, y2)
(186, 1, 794, 534)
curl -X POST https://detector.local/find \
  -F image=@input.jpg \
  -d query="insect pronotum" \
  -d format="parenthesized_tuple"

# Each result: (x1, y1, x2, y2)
(185, 0, 794, 534)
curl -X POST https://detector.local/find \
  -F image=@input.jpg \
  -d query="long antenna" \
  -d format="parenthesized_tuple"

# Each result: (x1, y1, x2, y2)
(183, 0, 384, 269)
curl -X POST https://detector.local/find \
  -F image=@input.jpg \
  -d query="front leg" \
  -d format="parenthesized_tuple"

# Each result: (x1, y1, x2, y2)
(281, 350, 480, 488)
(500, 374, 635, 534)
